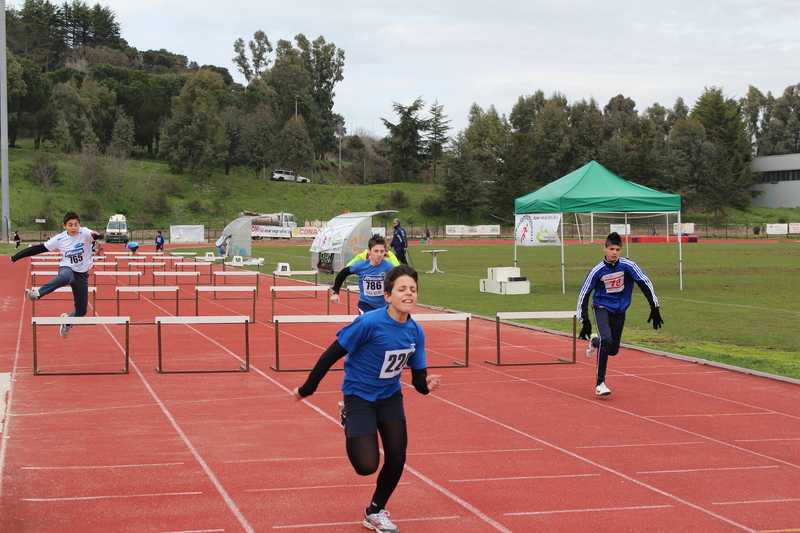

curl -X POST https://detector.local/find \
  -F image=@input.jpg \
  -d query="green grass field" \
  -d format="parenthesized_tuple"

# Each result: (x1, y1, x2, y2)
(4, 239, 799, 380)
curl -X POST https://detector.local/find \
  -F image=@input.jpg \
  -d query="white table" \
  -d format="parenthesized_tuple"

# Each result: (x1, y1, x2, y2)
(421, 249, 448, 274)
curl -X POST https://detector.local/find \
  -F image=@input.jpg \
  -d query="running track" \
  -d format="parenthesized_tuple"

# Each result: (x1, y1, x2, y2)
(1, 247, 799, 532)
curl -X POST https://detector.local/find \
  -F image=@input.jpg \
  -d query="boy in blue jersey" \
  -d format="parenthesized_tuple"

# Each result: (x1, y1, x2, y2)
(577, 232, 663, 396)
(155, 231, 165, 252)
(12, 211, 104, 339)
(331, 234, 396, 314)
(293, 265, 442, 533)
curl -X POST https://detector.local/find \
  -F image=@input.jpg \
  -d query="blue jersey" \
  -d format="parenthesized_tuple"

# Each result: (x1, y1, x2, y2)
(577, 257, 658, 322)
(337, 309, 427, 402)
(349, 259, 395, 311)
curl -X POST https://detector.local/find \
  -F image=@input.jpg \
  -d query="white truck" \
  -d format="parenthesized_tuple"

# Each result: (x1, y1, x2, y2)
(105, 214, 130, 243)
(242, 211, 297, 240)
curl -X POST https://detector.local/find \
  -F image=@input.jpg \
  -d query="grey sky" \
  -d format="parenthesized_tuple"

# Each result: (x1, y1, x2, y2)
(33, 0, 800, 137)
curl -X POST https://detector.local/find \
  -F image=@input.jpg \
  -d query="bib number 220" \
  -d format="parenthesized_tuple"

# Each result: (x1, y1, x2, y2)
(379, 348, 413, 379)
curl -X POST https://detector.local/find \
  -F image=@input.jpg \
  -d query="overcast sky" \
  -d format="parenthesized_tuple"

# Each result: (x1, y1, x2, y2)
(27, 0, 800, 137)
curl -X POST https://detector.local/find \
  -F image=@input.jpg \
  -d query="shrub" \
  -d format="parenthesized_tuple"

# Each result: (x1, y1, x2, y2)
(387, 188, 409, 208)
(188, 199, 204, 212)
(419, 195, 442, 216)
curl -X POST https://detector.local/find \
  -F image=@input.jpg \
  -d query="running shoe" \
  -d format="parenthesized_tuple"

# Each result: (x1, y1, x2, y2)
(364, 509, 398, 533)
(25, 288, 40, 302)
(595, 382, 611, 396)
(585, 333, 598, 358)
(59, 313, 71, 339)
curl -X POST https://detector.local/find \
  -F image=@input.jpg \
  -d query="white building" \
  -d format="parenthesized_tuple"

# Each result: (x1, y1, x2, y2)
(751, 154, 800, 208)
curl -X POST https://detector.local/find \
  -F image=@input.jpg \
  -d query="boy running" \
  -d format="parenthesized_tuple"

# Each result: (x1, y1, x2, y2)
(577, 232, 663, 396)
(331, 234, 395, 314)
(293, 265, 441, 533)
(12, 211, 104, 339)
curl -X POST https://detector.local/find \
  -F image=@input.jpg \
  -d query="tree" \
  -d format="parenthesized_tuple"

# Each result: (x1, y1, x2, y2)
(492, 131, 535, 222)
(232, 30, 273, 83)
(757, 84, 800, 155)
(49, 76, 117, 152)
(239, 104, 279, 175)
(278, 116, 315, 176)
(160, 69, 229, 175)
(380, 97, 431, 181)
(427, 100, 451, 181)
(439, 132, 483, 223)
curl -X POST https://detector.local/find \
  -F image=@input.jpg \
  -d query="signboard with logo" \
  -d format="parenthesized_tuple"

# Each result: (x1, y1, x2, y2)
(514, 214, 561, 246)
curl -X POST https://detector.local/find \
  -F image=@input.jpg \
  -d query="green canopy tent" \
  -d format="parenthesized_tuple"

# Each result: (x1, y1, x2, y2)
(514, 161, 683, 292)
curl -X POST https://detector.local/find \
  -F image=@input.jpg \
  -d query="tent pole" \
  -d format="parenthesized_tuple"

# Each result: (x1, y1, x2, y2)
(561, 213, 565, 294)
(590, 212, 594, 243)
(624, 212, 629, 258)
(678, 210, 683, 290)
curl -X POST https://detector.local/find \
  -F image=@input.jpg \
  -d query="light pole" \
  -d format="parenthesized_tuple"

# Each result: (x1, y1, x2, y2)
(294, 95, 298, 119)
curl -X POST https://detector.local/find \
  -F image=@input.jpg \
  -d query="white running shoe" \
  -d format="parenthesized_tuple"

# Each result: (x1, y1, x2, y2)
(595, 382, 611, 396)
(25, 288, 40, 302)
(364, 509, 398, 533)
(59, 313, 71, 339)
(585, 333, 598, 358)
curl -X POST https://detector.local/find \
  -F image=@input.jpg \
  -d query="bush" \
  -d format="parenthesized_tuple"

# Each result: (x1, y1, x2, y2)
(419, 195, 442, 216)
(188, 199, 204, 212)
(387, 188, 410, 208)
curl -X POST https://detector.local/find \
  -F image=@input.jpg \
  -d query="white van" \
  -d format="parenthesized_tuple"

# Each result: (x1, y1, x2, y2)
(270, 170, 310, 183)
(105, 214, 130, 243)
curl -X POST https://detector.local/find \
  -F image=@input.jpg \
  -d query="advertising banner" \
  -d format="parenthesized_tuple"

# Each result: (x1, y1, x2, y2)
(790, 223, 800, 234)
(445, 225, 501, 236)
(514, 214, 561, 246)
(253, 226, 292, 239)
(766, 223, 789, 235)
(292, 226, 323, 238)
(169, 225, 205, 243)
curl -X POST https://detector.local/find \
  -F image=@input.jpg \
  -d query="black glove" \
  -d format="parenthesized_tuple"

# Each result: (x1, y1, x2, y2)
(648, 307, 664, 330)
(579, 320, 592, 340)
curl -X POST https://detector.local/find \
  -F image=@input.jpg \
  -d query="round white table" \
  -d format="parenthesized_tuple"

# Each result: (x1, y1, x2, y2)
(421, 249, 448, 274)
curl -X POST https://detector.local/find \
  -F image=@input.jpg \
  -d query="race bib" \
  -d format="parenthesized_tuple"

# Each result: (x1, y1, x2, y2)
(362, 274, 385, 297)
(602, 271, 625, 293)
(379, 346, 415, 379)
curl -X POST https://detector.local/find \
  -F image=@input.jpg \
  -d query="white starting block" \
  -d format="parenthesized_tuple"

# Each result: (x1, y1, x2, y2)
(479, 267, 530, 295)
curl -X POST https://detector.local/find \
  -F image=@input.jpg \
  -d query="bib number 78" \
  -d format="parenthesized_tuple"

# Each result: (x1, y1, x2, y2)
(379, 348, 413, 379)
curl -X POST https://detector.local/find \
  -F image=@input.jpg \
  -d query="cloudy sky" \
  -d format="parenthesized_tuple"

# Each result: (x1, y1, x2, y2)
(31, 0, 800, 137)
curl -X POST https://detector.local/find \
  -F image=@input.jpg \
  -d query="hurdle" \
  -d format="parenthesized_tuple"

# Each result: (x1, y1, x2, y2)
(270, 312, 471, 372)
(213, 271, 260, 295)
(155, 315, 250, 374)
(31, 316, 130, 375)
(92, 270, 142, 287)
(124, 261, 167, 275)
(116, 286, 181, 317)
(488, 311, 577, 366)
(272, 269, 319, 286)
(270, 286, 331, 320)
(195, 286, 257, 323)
(31, 287, 97, 316)
(170, 252, 196, 257)
(152, 271, 201, 285)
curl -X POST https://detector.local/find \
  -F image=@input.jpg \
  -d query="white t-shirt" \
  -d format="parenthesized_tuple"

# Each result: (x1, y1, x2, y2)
(45, 227, 97, 273)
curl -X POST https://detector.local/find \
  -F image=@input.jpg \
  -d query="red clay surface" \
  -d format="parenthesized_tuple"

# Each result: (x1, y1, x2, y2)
(1, 245, 799, 533)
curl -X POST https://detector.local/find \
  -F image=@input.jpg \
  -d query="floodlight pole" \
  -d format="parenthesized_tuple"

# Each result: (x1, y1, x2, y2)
(0, 0, 10, 241)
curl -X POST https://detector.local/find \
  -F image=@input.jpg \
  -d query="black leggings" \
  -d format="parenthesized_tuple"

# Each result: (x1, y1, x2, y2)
(346, 418, 407, 510)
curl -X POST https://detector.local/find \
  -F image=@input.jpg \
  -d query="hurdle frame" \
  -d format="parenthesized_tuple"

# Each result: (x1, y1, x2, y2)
(488, 311, 577, 366)
(116, 286, 181, 317)
(31, 286, 97, 317)
(270, 312, 471, 372)
(270, 286, 331, 320)
(195, 286, 258, 323)
(272, 270, 319, 286)
(31, 316, 130, 375)
(152, 271, 201, 286)
(155, 315, 250, 374)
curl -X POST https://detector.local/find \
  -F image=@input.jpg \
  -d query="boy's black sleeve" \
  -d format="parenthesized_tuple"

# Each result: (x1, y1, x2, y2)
(11, 244, 47, 262)
(296, 340, 348, 398)
(634, 279, 657, 308)
(411, 367, 430, 395)
(92, 232, 105, 240)
(331, 267, 353, 294)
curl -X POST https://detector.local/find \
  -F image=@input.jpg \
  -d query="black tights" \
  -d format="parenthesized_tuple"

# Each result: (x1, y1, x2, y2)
(346, 418, 407, 511)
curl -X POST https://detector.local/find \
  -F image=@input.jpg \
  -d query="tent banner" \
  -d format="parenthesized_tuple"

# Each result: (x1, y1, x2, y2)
(445, 225, 501, 236)
(309, 222, 359, 253)
(169, 225, 204, 243)
(514, 214, 561, 246)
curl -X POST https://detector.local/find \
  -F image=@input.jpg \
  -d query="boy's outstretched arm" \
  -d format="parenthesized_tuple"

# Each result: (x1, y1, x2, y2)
(634, 279, 664, 330)
(11, 244, 47, 263)
(293, 340, 348, 400)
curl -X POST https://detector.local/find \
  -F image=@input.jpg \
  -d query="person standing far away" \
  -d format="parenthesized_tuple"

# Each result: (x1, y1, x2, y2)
(155, 230, 165, 252)
(576, 232, 663, 397)
(12, 211, 104, 339)
(390, 218, 408, 265)
(13, 231, 21, 250)
(293, 265, 442, 533)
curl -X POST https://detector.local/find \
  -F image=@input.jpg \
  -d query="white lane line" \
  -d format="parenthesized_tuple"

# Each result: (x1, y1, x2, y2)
(272, 515, 460, 529)
(576, 441, 706, 449)
(735, 437, 800, 443)
(506, 504, 673, 516)
(410, 448, 543, 456)
(638, 466, 780, 474)
(450, 473, 601, 483)
(712, 498, 800, 506)
(23, 491, 202, 502)
(22, 462, 185, 470)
